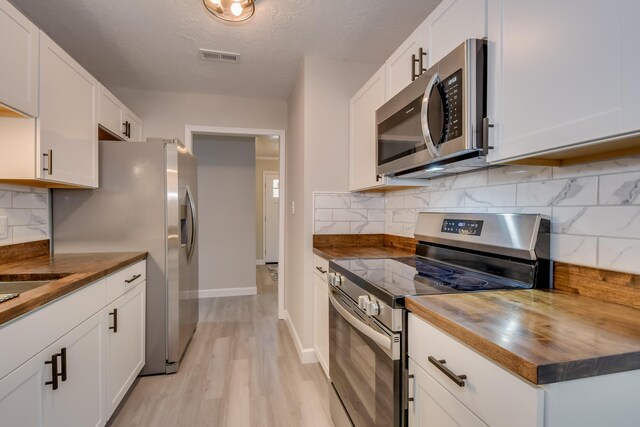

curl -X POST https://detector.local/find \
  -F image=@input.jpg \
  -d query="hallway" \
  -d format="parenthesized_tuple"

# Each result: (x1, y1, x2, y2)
(108, 268, 333, 427)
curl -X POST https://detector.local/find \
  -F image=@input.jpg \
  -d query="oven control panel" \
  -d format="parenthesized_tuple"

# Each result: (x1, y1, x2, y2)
(441, 219, 484, 236)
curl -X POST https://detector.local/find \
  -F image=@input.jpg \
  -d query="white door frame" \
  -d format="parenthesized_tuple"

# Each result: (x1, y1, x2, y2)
(263, 170, 279, 264)
(185, 125, 286, 320)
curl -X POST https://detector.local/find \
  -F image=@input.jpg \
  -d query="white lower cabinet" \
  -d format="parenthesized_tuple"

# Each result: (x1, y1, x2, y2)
(313, 255, 329, 377)
(0, 260, 146, 426)
(408, 359, 486, 427)
(0, 311, 105, 427)
(105, 282, 145, 417)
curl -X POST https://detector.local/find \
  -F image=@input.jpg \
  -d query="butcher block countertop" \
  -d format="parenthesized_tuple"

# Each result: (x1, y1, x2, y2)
(313, 233, 416, 260)
(0, 251, 147, 326)
(313, 245, 413, 260)
(406, 290, 640, 385)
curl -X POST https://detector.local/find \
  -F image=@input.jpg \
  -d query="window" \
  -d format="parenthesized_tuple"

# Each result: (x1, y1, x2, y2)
(272, 179, 279, 198)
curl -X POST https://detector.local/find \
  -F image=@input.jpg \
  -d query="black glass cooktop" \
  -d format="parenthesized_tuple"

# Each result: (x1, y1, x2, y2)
(330, 256, 531, 304)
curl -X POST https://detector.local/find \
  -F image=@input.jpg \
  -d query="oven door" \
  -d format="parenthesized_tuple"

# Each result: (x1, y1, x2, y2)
(329, 287, 402, 427)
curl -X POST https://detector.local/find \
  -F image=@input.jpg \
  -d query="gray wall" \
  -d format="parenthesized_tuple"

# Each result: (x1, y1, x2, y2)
(194, 135, 256, 295)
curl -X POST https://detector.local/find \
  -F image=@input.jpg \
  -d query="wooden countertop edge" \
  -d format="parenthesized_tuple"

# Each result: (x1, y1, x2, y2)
(0, 252, 147, 326)
(406, 296, 640, 385)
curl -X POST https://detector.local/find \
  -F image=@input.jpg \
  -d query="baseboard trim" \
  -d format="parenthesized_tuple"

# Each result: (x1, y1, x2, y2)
(284, 310, 317, 365)
(256, 259, 265, 265)
(198, 287, 257, 298)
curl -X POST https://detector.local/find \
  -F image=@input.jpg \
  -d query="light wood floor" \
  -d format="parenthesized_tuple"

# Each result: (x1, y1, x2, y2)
(108, 266, 333, 427)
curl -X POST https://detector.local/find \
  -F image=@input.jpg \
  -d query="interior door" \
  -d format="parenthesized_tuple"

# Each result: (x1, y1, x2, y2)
(264, 171, 280, 264)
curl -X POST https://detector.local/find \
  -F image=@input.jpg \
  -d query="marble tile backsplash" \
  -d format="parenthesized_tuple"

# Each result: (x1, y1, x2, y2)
(0, 184, 49, 246)
(314, 156, 640, 274)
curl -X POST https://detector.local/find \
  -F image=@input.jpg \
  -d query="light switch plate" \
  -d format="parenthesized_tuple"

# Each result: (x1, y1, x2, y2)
(0, 216, 7, 239)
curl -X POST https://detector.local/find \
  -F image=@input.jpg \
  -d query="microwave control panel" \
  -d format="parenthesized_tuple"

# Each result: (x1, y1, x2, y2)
(440, 68, 463, 142)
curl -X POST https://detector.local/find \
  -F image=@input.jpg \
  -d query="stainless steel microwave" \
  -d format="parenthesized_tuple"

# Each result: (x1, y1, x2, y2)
(376, 38, 488, 179)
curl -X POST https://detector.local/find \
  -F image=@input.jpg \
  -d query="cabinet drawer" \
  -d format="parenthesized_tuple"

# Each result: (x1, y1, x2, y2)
(408, 313, 543, 427)
(0, 278, 107, 380)
(313, 254, 329, 281)
(106, 260, 146, 302)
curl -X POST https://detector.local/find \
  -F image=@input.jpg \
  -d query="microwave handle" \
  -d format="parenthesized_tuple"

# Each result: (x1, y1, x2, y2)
(420, 73, 441, 158)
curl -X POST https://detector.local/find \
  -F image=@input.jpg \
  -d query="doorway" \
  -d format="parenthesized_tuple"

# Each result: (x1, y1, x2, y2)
(185, 125, 286, 320)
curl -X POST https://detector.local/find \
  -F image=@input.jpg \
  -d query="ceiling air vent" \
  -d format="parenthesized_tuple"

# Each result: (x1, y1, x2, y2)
(199, 48, 241, 63)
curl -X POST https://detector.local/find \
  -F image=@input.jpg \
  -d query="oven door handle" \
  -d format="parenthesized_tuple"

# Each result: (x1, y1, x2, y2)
(420, 72, 441, 159)
(329, 293, 392, 351)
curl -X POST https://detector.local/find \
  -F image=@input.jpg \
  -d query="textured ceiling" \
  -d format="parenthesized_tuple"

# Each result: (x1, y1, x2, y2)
(10, 0, 441, 100)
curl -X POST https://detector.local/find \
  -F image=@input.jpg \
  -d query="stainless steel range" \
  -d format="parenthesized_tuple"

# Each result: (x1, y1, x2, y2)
(327, 212, 551, 427)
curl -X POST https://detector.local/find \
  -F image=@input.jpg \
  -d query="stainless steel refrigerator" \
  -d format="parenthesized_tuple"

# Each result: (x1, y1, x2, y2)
(52, 138, 198, 375)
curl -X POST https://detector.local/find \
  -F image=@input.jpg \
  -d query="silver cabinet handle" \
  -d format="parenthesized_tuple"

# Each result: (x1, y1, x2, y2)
(428, 356, 467, 387)
(329, 292, 391, 351)
(43, 149, 53, 175)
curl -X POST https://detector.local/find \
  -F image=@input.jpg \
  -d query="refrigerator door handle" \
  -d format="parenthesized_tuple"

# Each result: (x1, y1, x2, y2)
(186, 185, 197, 264)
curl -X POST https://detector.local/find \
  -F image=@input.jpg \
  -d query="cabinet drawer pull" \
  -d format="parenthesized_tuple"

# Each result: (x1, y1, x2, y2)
(44, 348, 66, 390)
(109, 308, 118, 333)
(125, 274, 141, 284)
(428, 356, 467, 387)
(315, 266, 327, 274)
(42, 149, 53, 175)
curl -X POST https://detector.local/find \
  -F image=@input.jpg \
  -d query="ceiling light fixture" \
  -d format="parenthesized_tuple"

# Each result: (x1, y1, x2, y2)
(204, 0, 255, 22)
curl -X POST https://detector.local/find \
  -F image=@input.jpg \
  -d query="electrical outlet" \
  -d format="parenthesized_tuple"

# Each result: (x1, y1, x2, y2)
(0, 216, 7, 239)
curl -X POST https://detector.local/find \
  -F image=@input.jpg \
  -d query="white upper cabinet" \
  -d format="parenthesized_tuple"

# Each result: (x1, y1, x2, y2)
(487, 0, 640, 163)
(427, 0, 487, 66)
(385, 22, 428, 100)
(0, 0, 39, 117)
(349, 66, 387, 191)
(99, 86, 143, 141)
(39, 31, 99, 187)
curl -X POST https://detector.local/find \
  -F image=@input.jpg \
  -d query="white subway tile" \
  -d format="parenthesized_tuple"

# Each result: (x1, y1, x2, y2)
(552, 206, 640, 238)
(430, 189, 465, 208)
(446, 169, 488, 189)
(598, 237, 640, 274)
(0, 228, 12, 245)
(464, 185, 516, 207)
(315, 222, 350, 234)
(403, 193, 429, 209)
(386, 195, 404, 209)
(487, 207, 552, 217)
(367, 210, 385, 222)
(12, 192, 47, 209)
(351, 194, 384, 209)
(402, 223, 416, 237)
(488, 165, 552, 185)
(392, 209, 417, 224)
(385, 222, 404, 236)
(423, 178, 447, 192)
(315, 193, 350, 209)
(30, 210, 47, 225)
(314, 209, 332, 221)
(0, 208, 30, 226)
(12, 225, 48, 243)
(599, 171, 640, 205)
(445, 207, 488, 213)
(350, 222, 384, 234)
(0, 191, 11, 208)
(516, 177, 597, 207)
(333, 209, 368, 221)
(550, 234, 597, 266)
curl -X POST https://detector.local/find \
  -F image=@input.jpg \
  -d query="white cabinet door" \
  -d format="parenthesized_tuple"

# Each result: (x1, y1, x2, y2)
(349, 66, 386, 192)
(105, 282, 146, 417)
(124, 109, 142, 141)
(43, 311, 105, 427)
(385, 22, 428, 100)
(0, 349, 47, 427)
(0, 0, 38, 117)
(38, 31, 99, 188)
(487, 0, 638, 163)
(99, 86, 125, 140)
(409, 359, 487, 427)
(313, 273, 329, 377)
(427, 0, 487, 66)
